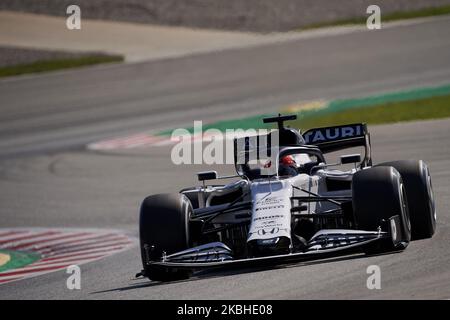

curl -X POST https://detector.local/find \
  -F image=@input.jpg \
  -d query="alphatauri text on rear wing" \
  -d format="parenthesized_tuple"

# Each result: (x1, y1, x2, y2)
(302, 123, 372, 167)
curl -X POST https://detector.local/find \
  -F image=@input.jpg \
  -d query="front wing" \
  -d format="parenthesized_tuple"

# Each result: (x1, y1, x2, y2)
(147, 216, 401, 271)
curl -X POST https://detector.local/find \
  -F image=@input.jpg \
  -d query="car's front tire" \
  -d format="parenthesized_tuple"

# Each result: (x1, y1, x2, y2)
(352, 166, 411, 254)
(139, 193, 192, 281)
(376, 160, 436, 240)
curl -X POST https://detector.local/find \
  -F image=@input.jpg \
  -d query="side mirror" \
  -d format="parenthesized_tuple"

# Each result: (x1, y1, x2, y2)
(197, 171, 218, 181)
(340, 154, 361, 165)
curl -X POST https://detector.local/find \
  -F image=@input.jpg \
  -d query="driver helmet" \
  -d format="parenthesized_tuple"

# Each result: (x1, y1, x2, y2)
(279, 155, 298, 176)
(280, 155, 296, 166)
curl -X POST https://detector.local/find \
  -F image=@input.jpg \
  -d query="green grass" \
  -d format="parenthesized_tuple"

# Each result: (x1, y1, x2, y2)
(0, 250, 41, 273)
(0, 54, 124, 78)
(299, 5, 450, 30)
(290, 94, 450, 130)
(157, 90, 450, 137)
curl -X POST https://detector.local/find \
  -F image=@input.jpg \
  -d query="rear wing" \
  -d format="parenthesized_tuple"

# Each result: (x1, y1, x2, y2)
(302, 123, 372, 167)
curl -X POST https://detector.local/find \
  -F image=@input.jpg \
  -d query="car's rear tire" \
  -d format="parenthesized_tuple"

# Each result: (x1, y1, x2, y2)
(139, 193, 192, 281)
(376, 160, 436, 240)
(352, 166, 411, 254)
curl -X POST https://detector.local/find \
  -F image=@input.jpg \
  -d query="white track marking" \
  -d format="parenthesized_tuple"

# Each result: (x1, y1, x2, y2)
(10, 232, 106, 251)
(0, 231, 29, 240)
(37, 234, 128, 254)
(39, 238, 132, 256)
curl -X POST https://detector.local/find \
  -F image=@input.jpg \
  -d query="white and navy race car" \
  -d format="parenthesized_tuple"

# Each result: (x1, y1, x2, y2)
(137, 115, 436, 281)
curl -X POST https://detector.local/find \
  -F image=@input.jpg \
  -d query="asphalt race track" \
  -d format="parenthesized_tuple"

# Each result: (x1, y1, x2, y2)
(0, 16, 450, 299)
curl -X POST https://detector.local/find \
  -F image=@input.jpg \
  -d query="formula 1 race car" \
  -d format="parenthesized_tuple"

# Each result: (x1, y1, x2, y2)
(137, 115, 436, 281)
